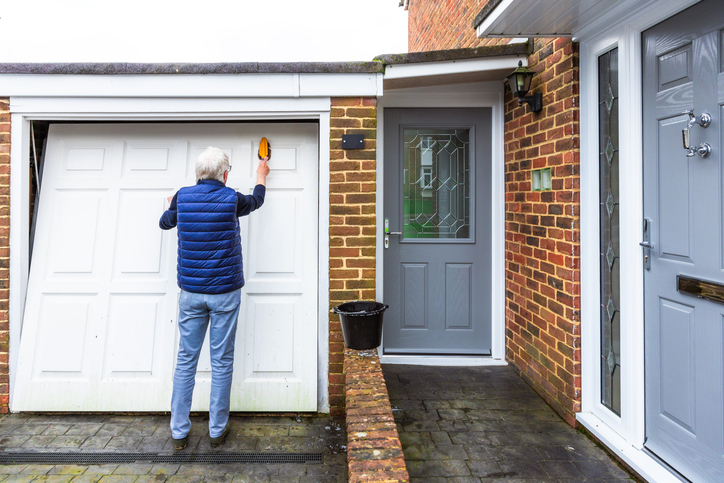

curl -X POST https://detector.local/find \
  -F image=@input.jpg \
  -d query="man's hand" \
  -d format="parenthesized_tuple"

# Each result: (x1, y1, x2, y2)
(256, 156, 270, 186)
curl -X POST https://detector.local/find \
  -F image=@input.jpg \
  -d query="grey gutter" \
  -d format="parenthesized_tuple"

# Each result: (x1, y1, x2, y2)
(0, 62, 385, 75)
(374, 43, 527, 65)
(472, 0, 505, 29)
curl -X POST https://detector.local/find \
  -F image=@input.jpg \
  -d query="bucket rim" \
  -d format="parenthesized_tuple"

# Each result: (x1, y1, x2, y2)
(333, 301, 389, 316)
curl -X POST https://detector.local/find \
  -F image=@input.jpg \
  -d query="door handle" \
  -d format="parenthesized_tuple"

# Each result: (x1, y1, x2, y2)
(641, 218, 652, 271)
(384, 218, 402, 249)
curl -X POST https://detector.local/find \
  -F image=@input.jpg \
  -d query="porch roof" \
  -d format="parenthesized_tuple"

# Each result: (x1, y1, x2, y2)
(375, 44, 528, 89)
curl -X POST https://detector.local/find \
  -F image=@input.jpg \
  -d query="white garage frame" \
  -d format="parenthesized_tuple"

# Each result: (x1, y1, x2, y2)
(7, 92, 344, 412)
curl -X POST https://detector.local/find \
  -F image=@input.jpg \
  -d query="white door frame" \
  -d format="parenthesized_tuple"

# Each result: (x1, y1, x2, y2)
(376, 81, 508, 365)
(577, 0, 700, 480)
(8, 96, 332, 411)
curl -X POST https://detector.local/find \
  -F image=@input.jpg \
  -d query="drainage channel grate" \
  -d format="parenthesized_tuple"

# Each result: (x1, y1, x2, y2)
(0, 452, 324, 465)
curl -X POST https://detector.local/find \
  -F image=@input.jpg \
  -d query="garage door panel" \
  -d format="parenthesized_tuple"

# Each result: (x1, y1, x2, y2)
(123, 146, 171, 175)
(48, 190, 105, 277)
(103, 294, 164, 377)
(33, 294, 94, 376)
(260, 145, 297, 172)
(55, 140, 122, 180)
(15, 123, 318, 412)
(187, 142, 251, 181)
(66, 147, 108, 173)
(246, 191, 299, 278)
(113, 190, 168, 277)
(250, 295, 296, 373)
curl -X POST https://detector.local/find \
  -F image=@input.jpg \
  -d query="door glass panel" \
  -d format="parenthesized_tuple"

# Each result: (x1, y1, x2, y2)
(403, 128, 471, 239)
(599, 47, 621, 416)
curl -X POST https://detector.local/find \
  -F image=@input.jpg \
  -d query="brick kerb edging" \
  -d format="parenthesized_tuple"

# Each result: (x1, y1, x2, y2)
(345, 349, 410, 483)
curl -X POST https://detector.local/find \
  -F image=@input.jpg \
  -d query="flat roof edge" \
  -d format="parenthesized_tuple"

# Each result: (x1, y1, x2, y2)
(375, 43, 527, 66)
(0, 62, 385, 75)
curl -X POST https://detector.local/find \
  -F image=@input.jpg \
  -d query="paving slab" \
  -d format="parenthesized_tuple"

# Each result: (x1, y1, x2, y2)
(0, 414, 347, 482)
(383, 364, 637, 482)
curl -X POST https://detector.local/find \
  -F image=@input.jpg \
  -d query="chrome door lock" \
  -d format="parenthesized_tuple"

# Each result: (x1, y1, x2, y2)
(384, 218, 402, 249)
(640, 218, 653, 271)
(682, 109, 712, 158)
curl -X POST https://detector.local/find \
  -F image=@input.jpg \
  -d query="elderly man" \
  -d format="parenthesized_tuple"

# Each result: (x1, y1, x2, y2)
(159, 146, 270, 450)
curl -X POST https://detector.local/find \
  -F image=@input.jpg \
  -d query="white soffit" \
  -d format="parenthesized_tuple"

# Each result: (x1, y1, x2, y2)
(383, 56, 525, 90)
(475, 0, 702, 40)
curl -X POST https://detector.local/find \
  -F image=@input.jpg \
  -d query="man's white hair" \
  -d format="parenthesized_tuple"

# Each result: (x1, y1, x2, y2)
(196, 146, 229, 182)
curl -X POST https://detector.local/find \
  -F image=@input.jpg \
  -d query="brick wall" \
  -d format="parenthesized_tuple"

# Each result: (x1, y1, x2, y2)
(329, 97, 377, 416)
(407, 0, 510, 52)
(406, 0, 582, 426)
(504, 38, 581, 425)
(345, 349, 409, 483)
(0, 99, 9, 412)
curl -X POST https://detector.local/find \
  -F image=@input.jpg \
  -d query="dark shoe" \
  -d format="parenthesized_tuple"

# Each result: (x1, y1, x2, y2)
(210, 424, 230, 447)
(172, 435, 188, 450)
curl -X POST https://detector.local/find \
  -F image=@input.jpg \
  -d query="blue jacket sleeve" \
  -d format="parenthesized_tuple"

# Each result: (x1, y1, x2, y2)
(159, 192, 178, 230)
(236, 185, 266, 217)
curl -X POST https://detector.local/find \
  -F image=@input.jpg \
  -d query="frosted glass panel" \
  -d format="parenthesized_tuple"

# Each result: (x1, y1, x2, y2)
(403, 129, 470, 239)
(599, 47, 621, 416)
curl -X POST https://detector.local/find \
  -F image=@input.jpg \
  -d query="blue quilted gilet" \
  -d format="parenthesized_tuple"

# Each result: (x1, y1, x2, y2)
(176, 182, 243, 294)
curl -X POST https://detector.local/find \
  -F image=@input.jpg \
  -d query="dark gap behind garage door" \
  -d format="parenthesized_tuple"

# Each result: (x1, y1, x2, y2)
(29, 121, 49, 264)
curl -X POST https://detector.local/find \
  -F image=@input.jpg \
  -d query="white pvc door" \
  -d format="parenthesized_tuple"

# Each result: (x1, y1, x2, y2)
(13, 123, 319, 412)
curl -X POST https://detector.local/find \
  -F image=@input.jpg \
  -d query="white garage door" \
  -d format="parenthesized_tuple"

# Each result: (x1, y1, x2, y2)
(13, 123, 319, 412)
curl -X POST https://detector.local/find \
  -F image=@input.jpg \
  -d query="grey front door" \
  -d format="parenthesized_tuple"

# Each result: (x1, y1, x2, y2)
(643, 1, 724, 480)
(383, 108, 491, 354)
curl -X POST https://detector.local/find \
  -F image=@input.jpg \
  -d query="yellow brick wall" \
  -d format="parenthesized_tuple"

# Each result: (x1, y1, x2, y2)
(328, 97, 377, 416)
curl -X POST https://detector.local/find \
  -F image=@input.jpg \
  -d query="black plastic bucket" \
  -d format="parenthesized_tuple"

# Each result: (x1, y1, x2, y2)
(333, 301, 389, 350)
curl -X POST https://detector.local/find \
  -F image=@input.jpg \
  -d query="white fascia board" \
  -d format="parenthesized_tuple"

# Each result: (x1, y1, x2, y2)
(299, 73, 381, 97)
(383, 56, 525, 82)
(0, 73, 381, 98)
(9, 97, 333, 118)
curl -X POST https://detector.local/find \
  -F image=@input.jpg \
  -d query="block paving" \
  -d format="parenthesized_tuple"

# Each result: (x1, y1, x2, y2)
(384, 364, 636, 482)
(0, 414, 347, 482)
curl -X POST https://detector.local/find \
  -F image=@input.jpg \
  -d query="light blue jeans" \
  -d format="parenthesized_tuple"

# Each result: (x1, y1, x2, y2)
(170, 288, 242, 439)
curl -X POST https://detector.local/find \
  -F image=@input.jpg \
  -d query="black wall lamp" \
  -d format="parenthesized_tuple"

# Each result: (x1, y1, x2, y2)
(506, 60, 542, 113)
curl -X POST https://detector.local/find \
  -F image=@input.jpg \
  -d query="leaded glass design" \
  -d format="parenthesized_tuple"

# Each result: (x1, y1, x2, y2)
(599, 48, 621, 416)
(402, 129, 471, 239)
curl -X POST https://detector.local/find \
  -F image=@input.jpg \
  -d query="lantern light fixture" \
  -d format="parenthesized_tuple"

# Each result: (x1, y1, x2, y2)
(506, 60, 542, 113)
